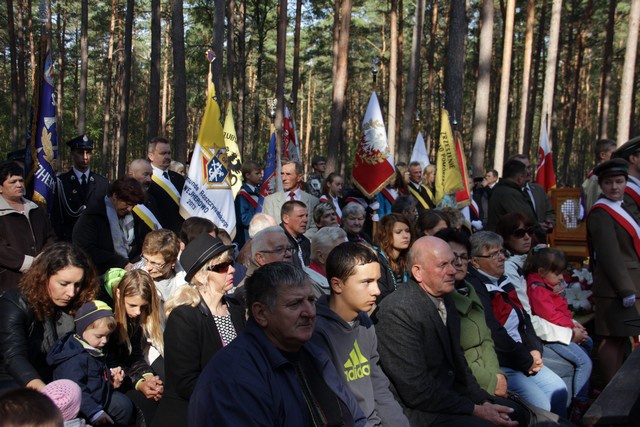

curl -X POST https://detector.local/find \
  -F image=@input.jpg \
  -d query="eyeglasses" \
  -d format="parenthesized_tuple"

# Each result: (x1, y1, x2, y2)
(206, 260, 235, 274)
(475, 249, 507, 260)
(453, 253, 469, 264)
(142, 256, 168, 270)
(260, 246, 295, 255)
(512, 227, 535, 239)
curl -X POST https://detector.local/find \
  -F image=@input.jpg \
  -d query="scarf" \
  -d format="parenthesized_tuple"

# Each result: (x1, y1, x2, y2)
(105, 196, 134, 259)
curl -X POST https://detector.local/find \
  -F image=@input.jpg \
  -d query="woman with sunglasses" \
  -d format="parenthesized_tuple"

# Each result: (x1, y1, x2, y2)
(497, 212, 580, 405)
(153, 234, 245, 427)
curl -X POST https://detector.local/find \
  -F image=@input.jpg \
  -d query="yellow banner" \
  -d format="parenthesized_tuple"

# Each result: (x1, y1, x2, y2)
(435, 108, 463, 205)
(223, 102, 242, 197)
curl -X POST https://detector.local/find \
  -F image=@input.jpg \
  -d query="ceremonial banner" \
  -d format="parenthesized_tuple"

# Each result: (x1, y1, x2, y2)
(26, 37, 57, 213)
(454, 130, 471, 209)
(256, 128, 278, 212)
(435, 108, 464, 206)
(352, 91, 395, 198)
(410, 131, 430, 171)
(283, 107, 301, 162)
(223, 102, 243, 197)
(536, 120, 557, 192)
(179, 57, 235, 236)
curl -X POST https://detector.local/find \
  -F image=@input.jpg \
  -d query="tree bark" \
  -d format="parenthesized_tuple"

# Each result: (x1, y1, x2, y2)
(387, 0, 398, 157)
(78, 0, 88, 135)
(443, 0, 466, 129)
(17, 0, 27, 142)
(148, 0, 161, 140)
(597, 0, 616, 140)
(539, 0, 563, 149)
(101, 0, 117, 174)
(327, 0, 353, 174)
(517, 0, 535, 153)
(161, 1, 170, 135)
(616, 0, 640, 145)
(226, 0, 236, 97)
(171, 0, 187, 162)
(471, 0, 493, 175)
(56, 0, 66, 168)
(493, 0, 515, 173)
(117, 0, 134, 177)
(291, 0, 302, 113)
(213, 0, 225, 99)
(398, 0, 427, 164)
(7, 0, 19, 149)
(523, 0, 547, 157)
(236, 0, 246, 153)
(275, 0, 287, 171)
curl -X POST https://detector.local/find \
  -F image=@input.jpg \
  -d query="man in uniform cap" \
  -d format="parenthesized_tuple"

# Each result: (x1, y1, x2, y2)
(613, 136, 640, 213)
(52, 134, 109, 241)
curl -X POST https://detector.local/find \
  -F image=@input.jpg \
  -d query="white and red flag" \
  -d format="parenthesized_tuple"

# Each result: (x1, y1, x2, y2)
(352, 91, 395, 198)
(283, 107, 301, 162)
(535, 120, 557, 191)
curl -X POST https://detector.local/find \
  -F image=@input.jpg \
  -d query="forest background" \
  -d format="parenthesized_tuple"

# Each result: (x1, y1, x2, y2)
(1, 0, 639, 187)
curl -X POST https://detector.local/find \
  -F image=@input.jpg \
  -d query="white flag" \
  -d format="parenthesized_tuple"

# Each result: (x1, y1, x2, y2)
(410, 131, 430, 170)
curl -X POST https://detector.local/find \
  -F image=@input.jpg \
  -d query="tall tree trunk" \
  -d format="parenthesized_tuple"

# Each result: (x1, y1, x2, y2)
(493, 0, 515, 173)
(78, 0, 88, 135)
(117, 0, 134, 177)
(148, 0, 161, 140)
(597, 0, 616, 140)
(327, 0, 353, 174)
(387, 0, 398, 157)
(616, 0, 640, 145)
(56, 0, 66, 168)
(471, 0, 493, 175)
(251, 0, 268, 154)
(171, 0, 187, 162)
(425, 0, 438, 158)
(523, 0, 547, 157)
(161, 1, 170, 135)
(7, 0, 19, 149)
(213, 0, 225, 98)
(237, 0, 246, 153)
(398, 0, 427, 164)
(226, 0, 236, 97)
(17, 0, 27, 142)
(443, 0, 466, 129)
(275, 0, 287, 170)
(539, 0, 563, 151)
(305, 70, 313, 167)
(291, 0, 302, 114)
(101, 0, 117, 174)
(517, 0, 535, 153)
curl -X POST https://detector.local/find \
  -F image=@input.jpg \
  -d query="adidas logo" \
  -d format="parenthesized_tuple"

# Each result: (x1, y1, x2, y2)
(343, 340, 370, 381)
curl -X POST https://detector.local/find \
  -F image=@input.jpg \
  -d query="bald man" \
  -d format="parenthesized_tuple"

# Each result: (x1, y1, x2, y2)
(375, 237, 528, 427)
(127, 158, 163, 235)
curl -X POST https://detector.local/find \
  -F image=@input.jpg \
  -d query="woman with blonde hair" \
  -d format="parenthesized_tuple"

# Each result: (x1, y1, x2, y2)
(153, 234, 245, 427)
(373, 213, 412, 303)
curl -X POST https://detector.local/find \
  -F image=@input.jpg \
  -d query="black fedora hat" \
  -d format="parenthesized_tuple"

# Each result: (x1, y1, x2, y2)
(180, 234, 234, 282)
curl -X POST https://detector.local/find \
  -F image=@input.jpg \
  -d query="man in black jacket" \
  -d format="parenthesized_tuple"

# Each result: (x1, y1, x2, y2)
(375, 236, 526, 427)
(147, 137, 185, 233)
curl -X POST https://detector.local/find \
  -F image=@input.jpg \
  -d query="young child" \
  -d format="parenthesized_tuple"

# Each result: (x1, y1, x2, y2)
(0, 387, 63, 427)
(41, 379, 85, 426)
(47, 301, 134, 426)
(310, 242, 409, 426)
(524, 247, 593, 408)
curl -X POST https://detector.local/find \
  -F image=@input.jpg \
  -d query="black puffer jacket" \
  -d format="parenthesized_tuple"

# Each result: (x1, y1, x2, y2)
(0, 289, 72, 388)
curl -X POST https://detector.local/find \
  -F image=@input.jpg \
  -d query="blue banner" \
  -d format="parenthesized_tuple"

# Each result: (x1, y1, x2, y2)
(29, 44, 57, 212)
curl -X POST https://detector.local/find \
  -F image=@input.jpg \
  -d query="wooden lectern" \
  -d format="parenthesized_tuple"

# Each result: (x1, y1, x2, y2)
(548, 188, 589, 261)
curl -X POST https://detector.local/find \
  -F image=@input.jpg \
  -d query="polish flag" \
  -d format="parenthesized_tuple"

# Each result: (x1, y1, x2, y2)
(535, 120, 557, 191)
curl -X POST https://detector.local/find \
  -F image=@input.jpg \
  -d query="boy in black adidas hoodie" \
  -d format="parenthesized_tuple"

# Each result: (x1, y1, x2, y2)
(311, 242, 409, 426)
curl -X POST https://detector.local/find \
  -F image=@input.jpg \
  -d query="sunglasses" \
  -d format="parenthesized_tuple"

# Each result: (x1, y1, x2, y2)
(206, 260, 234, 274)
(512, 227, 535, 238)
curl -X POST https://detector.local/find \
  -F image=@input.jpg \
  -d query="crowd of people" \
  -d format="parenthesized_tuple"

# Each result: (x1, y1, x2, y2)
(0, 133, 640, 427)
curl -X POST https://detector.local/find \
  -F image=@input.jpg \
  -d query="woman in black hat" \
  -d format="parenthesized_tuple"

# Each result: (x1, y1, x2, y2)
(152, 234, 245, 427)
(587, 158, 640, 385)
